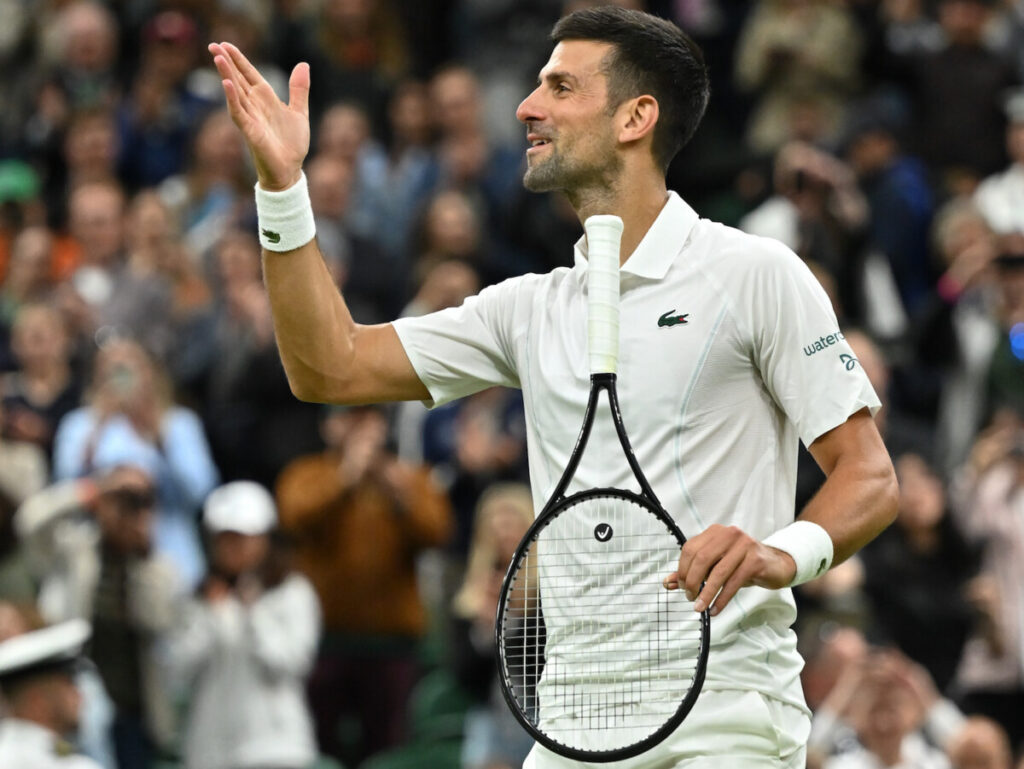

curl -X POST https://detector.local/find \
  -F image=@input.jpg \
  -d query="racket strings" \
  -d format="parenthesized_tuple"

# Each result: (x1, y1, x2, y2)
(499, 494, 705, 748)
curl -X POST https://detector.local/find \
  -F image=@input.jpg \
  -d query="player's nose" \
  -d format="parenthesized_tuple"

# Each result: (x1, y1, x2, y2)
(516, 86, 545, 125)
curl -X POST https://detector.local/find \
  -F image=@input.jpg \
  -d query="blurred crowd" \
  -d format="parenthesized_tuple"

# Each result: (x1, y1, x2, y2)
(0, 0, 1022, 768)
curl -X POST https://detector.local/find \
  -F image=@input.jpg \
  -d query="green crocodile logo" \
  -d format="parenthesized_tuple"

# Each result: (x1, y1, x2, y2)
(658, 309, 689, 328)
(261, 228, 282, 245)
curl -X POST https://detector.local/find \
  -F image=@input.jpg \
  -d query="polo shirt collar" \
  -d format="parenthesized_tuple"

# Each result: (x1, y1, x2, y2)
(573, 191, 699, 280)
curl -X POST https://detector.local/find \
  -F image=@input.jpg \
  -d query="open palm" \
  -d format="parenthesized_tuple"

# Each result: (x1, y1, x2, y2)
(208, 42, 310, 191)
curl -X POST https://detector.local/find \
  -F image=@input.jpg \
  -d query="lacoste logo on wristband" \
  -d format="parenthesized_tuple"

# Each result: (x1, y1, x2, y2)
(261, 228, 282, 244)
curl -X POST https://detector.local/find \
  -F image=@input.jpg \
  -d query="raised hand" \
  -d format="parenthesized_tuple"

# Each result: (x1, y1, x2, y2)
(208, 42, 310, 191)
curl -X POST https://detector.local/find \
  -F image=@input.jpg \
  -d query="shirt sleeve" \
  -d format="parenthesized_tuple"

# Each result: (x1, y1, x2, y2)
(391, 278, 526, 408)
(741, 239, 881, 447)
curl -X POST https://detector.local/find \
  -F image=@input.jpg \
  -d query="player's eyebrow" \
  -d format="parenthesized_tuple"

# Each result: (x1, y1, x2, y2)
(537, 70, 580, 87)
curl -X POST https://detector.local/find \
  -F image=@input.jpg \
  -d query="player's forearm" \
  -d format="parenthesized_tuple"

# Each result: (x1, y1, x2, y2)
(262, 238, 359, 403)
(798, 448, 898, 565)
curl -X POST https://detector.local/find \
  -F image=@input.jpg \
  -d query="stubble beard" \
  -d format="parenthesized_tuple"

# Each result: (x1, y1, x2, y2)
(522, 136, 621, 197)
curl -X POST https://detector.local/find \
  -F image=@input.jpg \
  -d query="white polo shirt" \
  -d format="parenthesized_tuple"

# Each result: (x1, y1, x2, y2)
(393, 191, 879, 711)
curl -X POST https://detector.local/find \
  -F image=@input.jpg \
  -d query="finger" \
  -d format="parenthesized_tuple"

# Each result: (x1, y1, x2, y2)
(213, 54, 251, 105)
(662, 571, 680, 590)
(680, 536, 733, 600)
(289, 62, 311, 119)
(693, 544, 747, 613)
(221, 80, 255, 134)
(223, 42, 265, 89)
(709, 552, 756, 616)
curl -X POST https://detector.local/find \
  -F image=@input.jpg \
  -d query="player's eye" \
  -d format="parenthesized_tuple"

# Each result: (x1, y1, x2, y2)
(555, 82, 571, 93)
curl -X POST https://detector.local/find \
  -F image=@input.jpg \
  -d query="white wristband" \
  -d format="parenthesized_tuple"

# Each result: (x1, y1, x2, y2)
(762, 520, 834, 586)
(254, 172, 316, 252)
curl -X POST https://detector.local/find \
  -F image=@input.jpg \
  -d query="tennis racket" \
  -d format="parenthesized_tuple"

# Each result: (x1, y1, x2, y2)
(495, 215, 710, 763)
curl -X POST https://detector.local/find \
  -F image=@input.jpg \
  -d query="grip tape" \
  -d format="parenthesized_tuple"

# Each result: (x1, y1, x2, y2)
(584, 215, 623, 375)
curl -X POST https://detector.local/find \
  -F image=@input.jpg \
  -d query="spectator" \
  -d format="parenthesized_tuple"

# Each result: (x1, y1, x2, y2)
(0, 619, 102, 769)
(860, 453, 980, 692)
(734, 0, 864, 153)
(739, 141, 869, 322)
(985, 240, 1024, 417)
(901, 0, 1019, 188)
(0, 226, 54, 341)
(314, 101, 373, 168)
(950, 418, 1024, 747)
(974, 90, 1024, 236)
(450, 483, 536, 769)
(306, 153, 395, 323)
(0, 397, 46, 604)
(914, 198, 1001, 472)
(946, 716, 1013, 769)
(62, 179, 125, 312)
(15, 465, 181, 769)
(276, 403, 452, 766)
(23, 1, 120, 164)
(171, 481, 320, 769)
(842, 97, 935, 321)
(43, 108, 120, 230)
(199, 229, 322, 485)
(347, 78, 438, 270)
(117, 10, 212, 190)
(52, 337, 218, 588)
(158, 108, 254, 260)
(305, 0, 411, 127)
(1, 302, 82, 460)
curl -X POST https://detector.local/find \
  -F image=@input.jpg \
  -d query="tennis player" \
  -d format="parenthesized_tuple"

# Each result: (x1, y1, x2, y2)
(210, 6, 898, 767)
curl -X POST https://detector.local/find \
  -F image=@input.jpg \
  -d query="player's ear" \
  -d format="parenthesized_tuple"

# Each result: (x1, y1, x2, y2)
(617, 95, 659, 146)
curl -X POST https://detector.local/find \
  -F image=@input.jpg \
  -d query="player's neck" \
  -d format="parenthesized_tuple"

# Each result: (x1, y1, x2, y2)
(572, 174, 668, 265)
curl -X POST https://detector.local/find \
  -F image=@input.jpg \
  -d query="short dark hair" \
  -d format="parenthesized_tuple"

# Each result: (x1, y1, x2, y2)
(552, 7, 710, 170)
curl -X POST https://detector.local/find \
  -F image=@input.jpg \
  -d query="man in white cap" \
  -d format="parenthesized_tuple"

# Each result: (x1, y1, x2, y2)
(0, 619, 102, 768)
(975, 90, 1024, 235)
(171, 480, 320, 769)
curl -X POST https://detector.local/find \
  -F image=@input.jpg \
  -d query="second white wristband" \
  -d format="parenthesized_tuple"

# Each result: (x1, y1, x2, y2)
(762, 520, 834, 586)
(254, 172, 316, 252)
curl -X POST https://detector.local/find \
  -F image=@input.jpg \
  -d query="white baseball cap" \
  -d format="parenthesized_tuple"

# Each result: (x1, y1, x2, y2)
(0, 620, 91, 684)
(203, 481, 277, 535)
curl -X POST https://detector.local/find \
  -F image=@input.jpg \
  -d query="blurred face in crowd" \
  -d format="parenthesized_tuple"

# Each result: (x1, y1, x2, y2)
(317, 104, 371, 163)
(307, 156, 354, 220)
(94, 466, 156, 556)
(516, 40, 623, 194)
(389, 80, 433, 147)
(6, 228, 54, 299)
(5, 670, 82, 736)
(60, 0, 118, 73)
(68, 182, 124, 267)
(125, 191, 173, 257)
(11, 304, 68, 374)
(323, 0, 374, 36)
(938, 0, 991, 45)
(894, 454, 945, 534)
(142, 11, 198, 85)
(211, 531, 269, 577)
(63, 111, 118, 179)
(431, 67, 482, 136)
(91, 338, 158, 412)
(215, 230, 262, 290)
(947, 717, 1013, 769)
(193, 109, 246, 181)
(423, 191, 480, 258)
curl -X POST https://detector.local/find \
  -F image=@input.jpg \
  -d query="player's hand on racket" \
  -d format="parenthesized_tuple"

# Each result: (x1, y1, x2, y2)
(662, 524, 798, 615)
(208, 42, 309, 191)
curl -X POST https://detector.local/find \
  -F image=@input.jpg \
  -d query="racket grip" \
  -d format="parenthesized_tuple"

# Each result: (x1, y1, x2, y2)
(584, 215, 623, 375)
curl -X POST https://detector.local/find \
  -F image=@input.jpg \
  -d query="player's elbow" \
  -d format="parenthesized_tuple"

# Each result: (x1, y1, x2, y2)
(873, 457, 900, 533)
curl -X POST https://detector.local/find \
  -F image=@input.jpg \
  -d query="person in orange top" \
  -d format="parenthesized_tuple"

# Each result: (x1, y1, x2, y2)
(275, 403, 452, 766)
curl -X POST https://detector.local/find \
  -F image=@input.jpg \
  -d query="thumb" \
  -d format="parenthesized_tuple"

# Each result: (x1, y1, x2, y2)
(289, 62, 310, 118)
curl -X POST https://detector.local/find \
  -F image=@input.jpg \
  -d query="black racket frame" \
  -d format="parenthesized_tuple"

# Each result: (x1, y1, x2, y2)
(495, 373, 711, 763)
